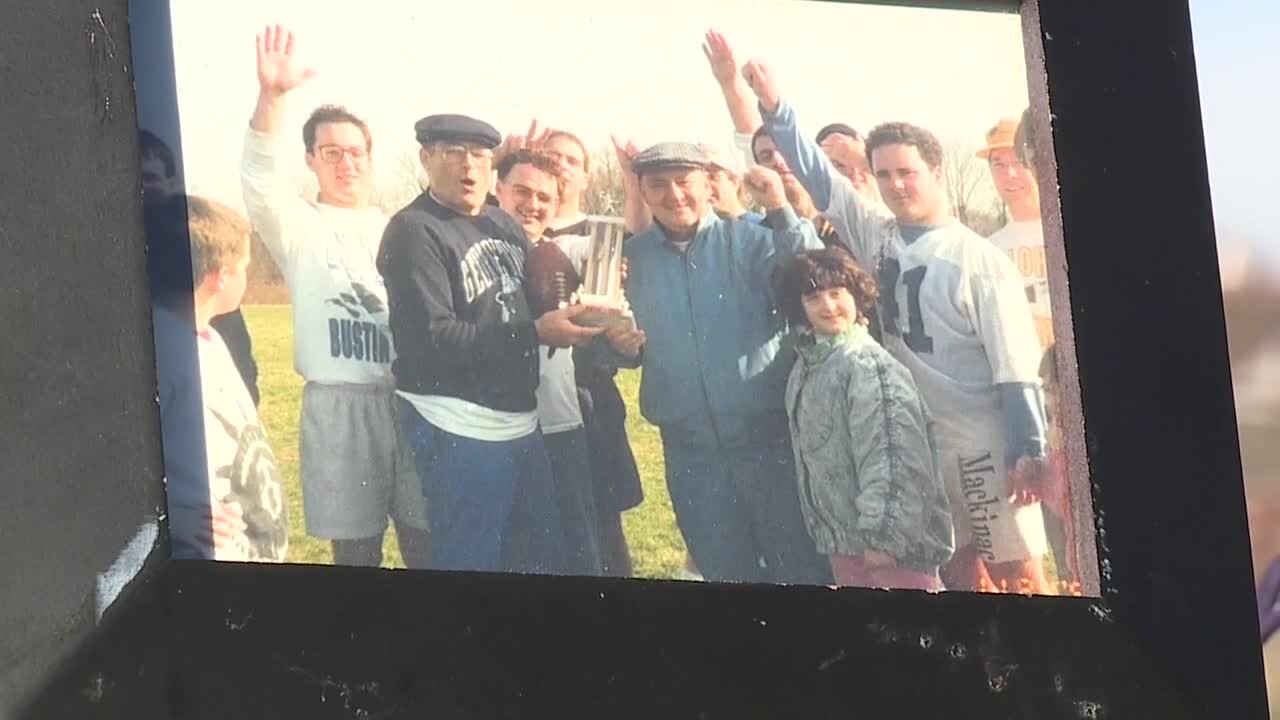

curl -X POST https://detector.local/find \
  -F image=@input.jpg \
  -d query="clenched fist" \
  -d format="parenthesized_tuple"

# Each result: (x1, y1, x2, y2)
(740, 60, 780, 113)
(743, 165, 787, 211)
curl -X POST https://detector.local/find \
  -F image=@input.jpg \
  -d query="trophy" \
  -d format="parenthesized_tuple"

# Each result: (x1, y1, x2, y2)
(569, 216, 635, 331)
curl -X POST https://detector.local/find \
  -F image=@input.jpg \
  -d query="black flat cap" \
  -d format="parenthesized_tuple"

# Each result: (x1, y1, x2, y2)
(414, 114, 501, 148)
(631, 142, 710, 176)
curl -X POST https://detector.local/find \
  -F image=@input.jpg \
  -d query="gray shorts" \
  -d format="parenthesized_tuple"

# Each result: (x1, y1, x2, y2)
(299, 383, 427, 539)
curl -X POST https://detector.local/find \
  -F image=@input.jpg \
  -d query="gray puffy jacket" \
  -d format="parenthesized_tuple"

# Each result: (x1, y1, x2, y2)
(785, 324, 955, 570)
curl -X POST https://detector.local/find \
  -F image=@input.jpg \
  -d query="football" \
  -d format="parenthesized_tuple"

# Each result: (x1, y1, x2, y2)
(524, 240, 582, 318)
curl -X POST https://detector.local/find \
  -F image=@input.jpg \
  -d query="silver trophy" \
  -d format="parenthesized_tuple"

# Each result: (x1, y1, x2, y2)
(571, 216, 635, 331)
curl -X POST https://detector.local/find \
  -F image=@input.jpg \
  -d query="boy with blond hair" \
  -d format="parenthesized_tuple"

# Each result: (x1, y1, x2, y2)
(149, 194, 288, 562)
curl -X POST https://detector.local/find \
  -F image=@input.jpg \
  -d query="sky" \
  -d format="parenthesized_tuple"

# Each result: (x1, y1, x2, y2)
(135, 0, 1277, 277)
(144, 0, 1028, 213)
(1188, 0, 1280, 277)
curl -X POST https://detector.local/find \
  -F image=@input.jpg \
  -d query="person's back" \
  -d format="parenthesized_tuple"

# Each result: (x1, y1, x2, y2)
(153, 302, 286, 562)
(149, 194, 287, 563)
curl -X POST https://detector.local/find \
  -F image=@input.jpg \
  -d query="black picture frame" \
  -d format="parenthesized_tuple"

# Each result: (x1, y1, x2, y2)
(1, 0, 1266, 717)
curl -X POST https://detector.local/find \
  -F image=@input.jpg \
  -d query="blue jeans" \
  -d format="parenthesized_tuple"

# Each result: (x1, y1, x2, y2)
(544, 427, 604, 576)
(660, 411, 831, 585)
(398, 398, 565, 574)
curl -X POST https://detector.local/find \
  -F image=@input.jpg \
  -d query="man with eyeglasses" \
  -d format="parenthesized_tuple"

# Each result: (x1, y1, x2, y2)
(240, 25, 429, 570)
(980, 116, 1052, 350)
(378, 114, 606, 575)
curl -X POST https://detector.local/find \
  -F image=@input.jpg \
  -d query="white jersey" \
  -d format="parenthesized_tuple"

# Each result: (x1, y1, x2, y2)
(759, 99, 1049, 561)
(535, 232, 591, 434)
(824, 174, 1044, 452)
(987, 219, 1053, 349)
(240, 128, 396, 387)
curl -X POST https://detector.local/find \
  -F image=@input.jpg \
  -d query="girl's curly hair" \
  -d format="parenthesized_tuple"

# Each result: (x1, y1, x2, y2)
(778, 246, 879, 329)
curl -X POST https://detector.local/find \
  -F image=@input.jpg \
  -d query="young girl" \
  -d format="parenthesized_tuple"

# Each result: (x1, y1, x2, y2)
(779, 248, 955, 590)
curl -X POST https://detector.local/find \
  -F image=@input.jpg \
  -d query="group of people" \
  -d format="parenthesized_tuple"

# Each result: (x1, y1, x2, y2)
(146, 24, 1082, 595)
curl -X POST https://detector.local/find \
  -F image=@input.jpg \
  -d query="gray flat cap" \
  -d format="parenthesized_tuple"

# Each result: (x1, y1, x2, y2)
(631, 142, 711, 176)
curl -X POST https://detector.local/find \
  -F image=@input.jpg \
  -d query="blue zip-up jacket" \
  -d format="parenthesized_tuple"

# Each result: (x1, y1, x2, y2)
(615, 206, 822, 427)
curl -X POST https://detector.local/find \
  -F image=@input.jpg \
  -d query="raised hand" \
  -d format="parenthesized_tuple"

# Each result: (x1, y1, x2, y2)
(256, 24, 317, 97)
(496, 118, 553, 166)
(702, 30, 739, 86)
(740, 59, 780, 113)
(743, 165, 787, 210)
(610, 134, 639, 176)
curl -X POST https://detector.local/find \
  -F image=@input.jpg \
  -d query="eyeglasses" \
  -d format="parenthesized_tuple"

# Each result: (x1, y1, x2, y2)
(316, 145, 368, 164)
(434, 144, 494, 166)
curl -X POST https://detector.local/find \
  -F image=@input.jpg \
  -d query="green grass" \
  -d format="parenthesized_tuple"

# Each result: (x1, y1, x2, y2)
(241, 304, 687, 577)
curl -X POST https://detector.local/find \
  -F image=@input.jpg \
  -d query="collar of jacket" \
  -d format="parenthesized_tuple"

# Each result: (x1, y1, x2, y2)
(796, 323, 870, 366)
(653, 210, 720, 252)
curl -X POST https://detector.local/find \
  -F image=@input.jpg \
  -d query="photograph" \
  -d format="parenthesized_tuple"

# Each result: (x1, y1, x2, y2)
(135, 0, 1098, 597)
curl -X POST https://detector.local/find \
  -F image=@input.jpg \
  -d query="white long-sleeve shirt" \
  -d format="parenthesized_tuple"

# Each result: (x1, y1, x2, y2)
(240, 128, 396, 386)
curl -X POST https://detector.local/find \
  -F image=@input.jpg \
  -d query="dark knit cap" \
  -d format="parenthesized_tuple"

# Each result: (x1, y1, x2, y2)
(414, 114, 501, 148)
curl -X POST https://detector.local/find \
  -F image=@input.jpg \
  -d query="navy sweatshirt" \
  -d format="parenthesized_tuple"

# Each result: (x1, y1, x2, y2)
(377, 192, 540, 413)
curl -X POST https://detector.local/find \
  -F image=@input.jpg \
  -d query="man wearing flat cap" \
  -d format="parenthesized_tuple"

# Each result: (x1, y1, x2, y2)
(603, 141, 831, 585)
(377, 113, 605, 575)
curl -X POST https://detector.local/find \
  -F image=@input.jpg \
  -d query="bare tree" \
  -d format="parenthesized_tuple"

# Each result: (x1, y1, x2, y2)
(373, 151, 425, 215)
(941, 137, 1003, 235)
(581, 145, 627, 216)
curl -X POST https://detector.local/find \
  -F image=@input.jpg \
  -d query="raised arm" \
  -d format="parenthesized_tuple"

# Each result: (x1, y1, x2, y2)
(739, 60, 838, 212)
(249, 24, 316, 136)
(703, 30, 762, 135)
(742, 59, 891, 268)
(240, 25, 318, 266)
(742, 166, 821, 286)
(610, 135, 651, 234)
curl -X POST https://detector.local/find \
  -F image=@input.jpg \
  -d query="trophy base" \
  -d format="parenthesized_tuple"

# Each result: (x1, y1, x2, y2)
(571, 294, 635, 331)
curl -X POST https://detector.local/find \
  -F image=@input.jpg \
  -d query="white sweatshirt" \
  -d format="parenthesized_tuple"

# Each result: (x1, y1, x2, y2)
(240, 128, 396, 386)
